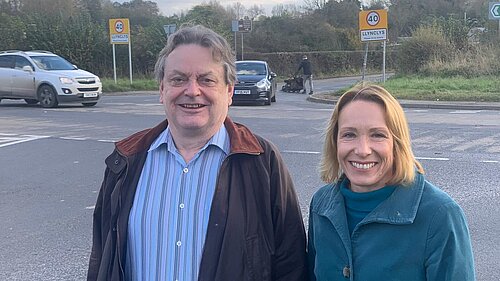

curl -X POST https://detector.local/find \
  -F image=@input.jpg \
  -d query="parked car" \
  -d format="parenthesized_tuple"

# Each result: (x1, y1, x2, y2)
(233, 60, 277, 105)
(0, 50, 102, 107)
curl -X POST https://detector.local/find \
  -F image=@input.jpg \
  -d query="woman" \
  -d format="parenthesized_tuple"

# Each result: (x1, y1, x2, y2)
(307, 84, 475, 281)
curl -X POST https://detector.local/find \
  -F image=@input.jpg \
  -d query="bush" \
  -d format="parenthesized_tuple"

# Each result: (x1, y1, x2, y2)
(421, 44, 500, 77)
(396, 24, 453, 74)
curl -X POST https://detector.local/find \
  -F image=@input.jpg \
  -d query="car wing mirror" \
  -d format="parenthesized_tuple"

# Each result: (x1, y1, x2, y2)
(73, 64, 79, 70)
(22, 65, 33, 72)
(270, 72, 277, 78)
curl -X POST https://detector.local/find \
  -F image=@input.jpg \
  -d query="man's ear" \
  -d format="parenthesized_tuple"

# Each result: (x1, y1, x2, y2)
(227, 84, 234, 106)
(159, 81, 165, 104)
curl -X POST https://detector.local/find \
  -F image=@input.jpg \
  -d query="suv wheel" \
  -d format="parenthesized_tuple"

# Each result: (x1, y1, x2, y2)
(38, 85, 58, 108)
(24, 99, 39, 105)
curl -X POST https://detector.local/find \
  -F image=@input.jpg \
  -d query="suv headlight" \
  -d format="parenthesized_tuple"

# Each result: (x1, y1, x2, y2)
(59, 77, 75, 84)
(256, 78, 270, 90)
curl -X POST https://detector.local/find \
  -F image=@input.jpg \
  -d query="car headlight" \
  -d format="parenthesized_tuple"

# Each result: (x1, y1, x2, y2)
(59, 77, 75, 84)
(95, 76, 101, 83)
(256, 78, 270, 89)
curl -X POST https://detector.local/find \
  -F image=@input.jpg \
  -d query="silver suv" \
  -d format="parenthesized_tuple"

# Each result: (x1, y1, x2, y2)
(0, 50, 102, 107)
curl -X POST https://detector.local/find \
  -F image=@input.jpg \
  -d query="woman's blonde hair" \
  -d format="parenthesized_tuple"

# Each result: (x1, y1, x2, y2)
(319, 83, 424, 184)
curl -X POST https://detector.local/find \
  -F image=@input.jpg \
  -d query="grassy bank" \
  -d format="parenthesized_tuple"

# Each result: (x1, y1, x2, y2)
(330, 76, 500, 102)
(102, 78, 158, 92)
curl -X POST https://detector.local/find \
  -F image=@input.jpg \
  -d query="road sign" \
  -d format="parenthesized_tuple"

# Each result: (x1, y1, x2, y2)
(238, 19, 252, 32)
(489, 2, 500, 19)
(109, 18, 130, 44)
(359, 9, 388, 42)
(163, 24, 176, 36)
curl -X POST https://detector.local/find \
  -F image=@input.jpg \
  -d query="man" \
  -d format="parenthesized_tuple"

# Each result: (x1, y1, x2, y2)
(87, 25, 308, 281)
(296, 54, 314, 95)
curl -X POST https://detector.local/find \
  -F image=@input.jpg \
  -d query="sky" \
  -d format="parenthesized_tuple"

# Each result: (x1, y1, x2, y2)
(116, 0, 301, 16)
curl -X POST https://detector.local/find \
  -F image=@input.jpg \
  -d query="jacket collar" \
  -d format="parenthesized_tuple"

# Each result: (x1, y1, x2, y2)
(315, 173, 425, 227)
(114, 117, 264, 157)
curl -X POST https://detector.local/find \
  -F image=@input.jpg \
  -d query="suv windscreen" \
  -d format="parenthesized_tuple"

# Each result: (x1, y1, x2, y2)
(236, 63, 266, 76)
(30, 55, 76, 71)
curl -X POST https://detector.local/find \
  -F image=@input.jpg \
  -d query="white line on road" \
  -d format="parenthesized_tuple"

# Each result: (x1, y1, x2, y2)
(60, 137, 89, 141)
(480, 160, 499, 163)
(282, 150, 321, 155)
(97, 139, 117, 143)
(0, 135, 50, 148)
(415, 156, 450, 161)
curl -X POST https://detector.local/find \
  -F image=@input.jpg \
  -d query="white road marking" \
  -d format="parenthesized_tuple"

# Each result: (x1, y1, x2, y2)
(0, 135, 50, 148)
(282, 150, 321, 154)
(449, 110, 482, 114)
(97, 139, 117, 143)
(480, 160, 499, 163)
(60, 137, 88, 141)
(415, 157, 450, 161)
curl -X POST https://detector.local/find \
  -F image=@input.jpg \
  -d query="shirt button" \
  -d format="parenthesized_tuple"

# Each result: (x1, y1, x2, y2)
(176, 241, 182, 247)
(179, 203, 185, 209)
(343, 266, 350, 278)
(183, 167, 188, 173)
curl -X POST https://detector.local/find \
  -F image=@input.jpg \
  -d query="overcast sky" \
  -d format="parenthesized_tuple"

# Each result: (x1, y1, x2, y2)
(116, 0, 301, 16)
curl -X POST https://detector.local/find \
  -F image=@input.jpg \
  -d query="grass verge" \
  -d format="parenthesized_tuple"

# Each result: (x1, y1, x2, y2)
(102, 78, 158, 92)
(330, 76, 500, 102)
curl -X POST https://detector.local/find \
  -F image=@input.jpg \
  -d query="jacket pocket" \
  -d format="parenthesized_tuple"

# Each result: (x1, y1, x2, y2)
(245, 235, 267, 281)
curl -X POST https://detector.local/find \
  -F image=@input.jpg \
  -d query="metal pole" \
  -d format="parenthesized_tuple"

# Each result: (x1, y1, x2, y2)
(241, 33, 244, 60)
(234, 32, 237, 60)
(112, 44, 117, 84)
(361, 42, 368, 82)
(382, 40, 386, 83)
(128, 41, 133, 84)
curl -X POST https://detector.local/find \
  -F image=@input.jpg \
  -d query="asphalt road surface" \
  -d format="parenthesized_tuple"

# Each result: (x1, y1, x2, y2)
(0, 85, 499, 280)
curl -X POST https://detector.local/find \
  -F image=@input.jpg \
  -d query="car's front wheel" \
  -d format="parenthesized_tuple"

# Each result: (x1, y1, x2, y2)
(38, 85, 58, 108)
(24, 99, 39, 105)
(265, 92, 271, 105)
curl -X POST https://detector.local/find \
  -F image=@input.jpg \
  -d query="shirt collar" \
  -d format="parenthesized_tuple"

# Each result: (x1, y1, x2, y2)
(148, 125, 230, 156)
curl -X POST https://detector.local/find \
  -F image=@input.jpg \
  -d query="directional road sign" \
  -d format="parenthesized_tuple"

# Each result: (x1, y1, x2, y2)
(490, 2, 500, 19)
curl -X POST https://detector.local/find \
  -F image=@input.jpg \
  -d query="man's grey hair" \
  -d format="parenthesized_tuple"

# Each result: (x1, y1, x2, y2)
(154, 25, 236, 85)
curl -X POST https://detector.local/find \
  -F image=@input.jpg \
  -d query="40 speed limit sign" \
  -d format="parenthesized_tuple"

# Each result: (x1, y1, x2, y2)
(359, 9, 388, 42)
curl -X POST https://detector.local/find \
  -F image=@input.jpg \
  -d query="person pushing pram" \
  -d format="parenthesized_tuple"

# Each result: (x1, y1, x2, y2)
(296, 55, 313, 95)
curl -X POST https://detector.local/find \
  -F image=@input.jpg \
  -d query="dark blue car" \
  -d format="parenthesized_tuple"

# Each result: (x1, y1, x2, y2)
(233, 60, 277, 105)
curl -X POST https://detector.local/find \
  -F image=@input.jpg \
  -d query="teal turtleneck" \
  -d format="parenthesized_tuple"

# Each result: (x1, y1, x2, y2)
(340, 178, 396, 235)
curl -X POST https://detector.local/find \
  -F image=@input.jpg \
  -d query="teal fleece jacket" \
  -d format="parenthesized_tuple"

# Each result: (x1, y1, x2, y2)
(308, 173, 475, 281)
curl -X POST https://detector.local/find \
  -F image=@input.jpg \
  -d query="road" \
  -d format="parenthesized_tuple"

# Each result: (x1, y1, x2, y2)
(0, 88, 499, 280)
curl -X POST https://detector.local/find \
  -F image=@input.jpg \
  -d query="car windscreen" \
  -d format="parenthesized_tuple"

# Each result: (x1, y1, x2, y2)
(30, 55, 77, 71)
(236, 63, 267, 76)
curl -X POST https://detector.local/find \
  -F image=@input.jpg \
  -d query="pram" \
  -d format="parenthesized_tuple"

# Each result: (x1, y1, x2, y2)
(281, 75, 304, 93)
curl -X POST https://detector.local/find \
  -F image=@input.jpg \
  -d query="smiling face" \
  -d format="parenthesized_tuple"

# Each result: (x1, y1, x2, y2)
(337, 100, 394, 192)
(159, 44, 233, 139)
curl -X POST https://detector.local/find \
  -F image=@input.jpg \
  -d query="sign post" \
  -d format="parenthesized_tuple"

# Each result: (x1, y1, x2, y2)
(489, 2, 500, 38)
(232, 18, 252, 60)
(231, 20, 238, 59)
(109, 18, 132, 84)
(359, 9, 388, 82)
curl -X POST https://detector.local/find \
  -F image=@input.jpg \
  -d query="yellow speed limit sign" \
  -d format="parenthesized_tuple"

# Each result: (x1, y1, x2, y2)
(359, 10, 388, 42)
(109, 18, 130, 44)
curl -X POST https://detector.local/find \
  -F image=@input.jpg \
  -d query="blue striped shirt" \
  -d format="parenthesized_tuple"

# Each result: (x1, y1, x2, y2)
(125, 125, 230, 281)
